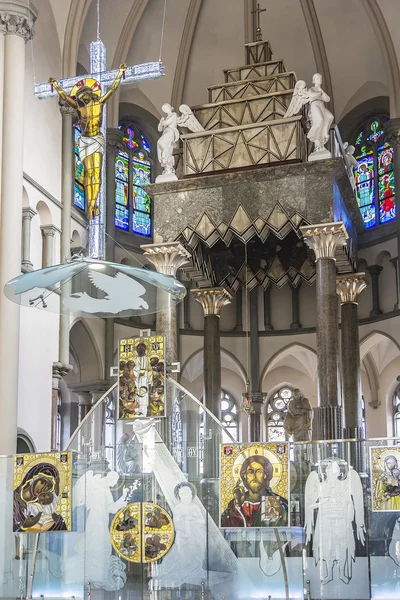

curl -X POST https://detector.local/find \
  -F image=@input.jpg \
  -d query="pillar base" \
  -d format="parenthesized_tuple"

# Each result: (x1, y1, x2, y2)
(315, 406, 343, 440)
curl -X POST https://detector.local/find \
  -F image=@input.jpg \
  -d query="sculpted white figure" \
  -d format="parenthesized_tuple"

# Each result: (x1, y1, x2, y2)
(285, 74, 334, 160)
(284, 389, 313, 442)
(156, 103, 204, 182)
(305, 458, 365, 585)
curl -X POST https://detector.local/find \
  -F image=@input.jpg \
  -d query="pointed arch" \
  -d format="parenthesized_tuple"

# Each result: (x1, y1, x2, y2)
(260, 342, 317, 389)
(181, 347, 248, 384)
(62, 0, 92, 78)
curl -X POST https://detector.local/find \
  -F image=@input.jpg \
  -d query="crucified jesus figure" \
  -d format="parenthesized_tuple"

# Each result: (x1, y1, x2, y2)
(49, 64, 127, 219)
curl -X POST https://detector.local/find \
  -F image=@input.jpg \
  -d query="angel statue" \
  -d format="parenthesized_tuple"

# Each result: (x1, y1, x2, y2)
(285, 73, 334, 160)
(156, 103, 203, 182)
(305, 457, 365, 585)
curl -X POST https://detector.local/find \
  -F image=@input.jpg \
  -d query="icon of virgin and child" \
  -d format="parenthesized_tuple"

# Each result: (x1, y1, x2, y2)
(221, 445, 289, 528)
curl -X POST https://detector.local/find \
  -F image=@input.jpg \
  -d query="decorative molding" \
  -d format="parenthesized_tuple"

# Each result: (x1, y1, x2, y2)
(0, 0, 37, 42)
(141, 241, 191, 276)
(171, 0, 203, 109)
(300, 221, 348, 261)
(336, 272, 367, 304)
(62, 0, 91, 78)
(108, 0, 149, 127)
(192, 287, 232, 316)
(23, 172, 62, 208)
(360, 0, 400, 118)
(299, 0, 334, 115)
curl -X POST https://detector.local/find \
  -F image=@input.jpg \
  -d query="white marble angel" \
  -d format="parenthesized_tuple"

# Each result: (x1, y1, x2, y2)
(305, 458, 365, 585)
(156, 103, 204, 182)
(285, 74, 334, 160)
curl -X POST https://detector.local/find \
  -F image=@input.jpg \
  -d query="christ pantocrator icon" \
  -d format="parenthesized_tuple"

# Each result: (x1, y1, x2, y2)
(49, 64, 127, 220)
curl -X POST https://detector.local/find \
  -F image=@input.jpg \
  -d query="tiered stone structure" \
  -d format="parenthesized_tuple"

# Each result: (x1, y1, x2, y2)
(181, 40, 304, 175)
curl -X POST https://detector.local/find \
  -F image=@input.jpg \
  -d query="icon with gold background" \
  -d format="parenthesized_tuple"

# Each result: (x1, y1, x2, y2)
(13, 452, 71, 533)
(118, 336, 165, 420)
(370, 446, 400, 512)
(220, 442, 289, 528)
(110, 502, 174, 563)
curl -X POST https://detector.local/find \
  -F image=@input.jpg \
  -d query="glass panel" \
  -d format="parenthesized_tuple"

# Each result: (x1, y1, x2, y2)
(354, 151, 376, 228)
(367, 119, 384, 142)
(115, 152, 129, 231)
(141, 135, 151, 153)
(355, 129, 364, 146)
(378, 143, 396, 224)
(132, 154, 152, 237)
(123, 125, 138, 149)
(74, 126, 85, 211)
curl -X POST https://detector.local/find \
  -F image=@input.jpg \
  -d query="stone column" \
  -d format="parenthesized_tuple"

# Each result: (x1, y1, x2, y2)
(192, 288, 232, 476)
(336, 273, 367, 438)
(290, 283, 301, 329)
(51, 363, 72, 450)
(0, 2, 37, 455)
(367, 264, 383, 316)
(248, 287, 267, 441)
(105, 130, 124, 383)
(385, 119, 400, 305)
(263, 284, 273, 330)
(183, 282, 191, 329)
(389, 257, 399, 310)
(21, 207, 36, 271)
(235, 288, 243, 331)
(41, 225, 57, 267)
(141, 242, 191, 448)
(300, 222, 348, 439)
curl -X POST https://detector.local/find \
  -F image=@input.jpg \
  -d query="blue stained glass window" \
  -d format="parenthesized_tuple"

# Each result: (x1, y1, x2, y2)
(353, 116, 394, 228)
(141, 135, 151, 153)
(132, 154, 151, 237)
(74, 126, 85, 211)
(115, 152, 129, 231)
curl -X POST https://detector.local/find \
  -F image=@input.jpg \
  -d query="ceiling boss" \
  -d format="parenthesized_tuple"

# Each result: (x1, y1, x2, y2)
(49, 66, 127, 220)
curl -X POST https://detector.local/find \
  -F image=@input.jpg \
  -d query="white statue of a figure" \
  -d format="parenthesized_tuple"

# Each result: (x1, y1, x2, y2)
(65, 470, 129, 591)
(285, 74, 334, 161)
(156, 103, 204, 182)
(305, 458, 365, 585)
(284, 389, 313, 442)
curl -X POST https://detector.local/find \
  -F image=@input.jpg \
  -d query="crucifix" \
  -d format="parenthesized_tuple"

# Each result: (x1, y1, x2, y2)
(251, 2, 266, 42)
(35, 39, 164, 260)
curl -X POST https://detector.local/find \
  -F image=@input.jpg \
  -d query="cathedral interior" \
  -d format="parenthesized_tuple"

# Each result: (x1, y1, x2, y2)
(1, 1, 400, 599)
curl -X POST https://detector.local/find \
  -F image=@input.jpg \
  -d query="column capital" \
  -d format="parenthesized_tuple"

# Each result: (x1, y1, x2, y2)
(41, 224, 59, 237)
(192, 287, 232, 316)
(22, 206, 36, 220)
(0, 1, 38, 42)
(366, 264, 383, 276)
(59, 99, 77, 119)
(336, 272, 367, 304)
(384, 118, 400, 147)
(106, 128, 125, 156)
(300, 221, 348, 261)
(141, 241, 191, 276)
(52, 361, 72, 381)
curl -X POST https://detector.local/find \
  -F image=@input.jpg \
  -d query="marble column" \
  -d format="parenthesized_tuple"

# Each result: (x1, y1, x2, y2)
(141, 242, 191, 448)
(235, 288, 243, 331)
(367, 264, 383, 316)
(105, 130, 124, 382)
(248, 287, 267, 441)
(385, 119, 400, 305)
(389, 257, 399, 310)
(51, 363, 72, 450)
(21, 207, 36, 271)
(290, 283, 301, 329)
(41, 225, 57, 267)
(336, 273, 367, 438)
(263, 284, 273, 330)
(0, 2, 37, 455)
(192, 287, 232, 478)
(183, 282, 191, 329)
(300, 222, 348, 440)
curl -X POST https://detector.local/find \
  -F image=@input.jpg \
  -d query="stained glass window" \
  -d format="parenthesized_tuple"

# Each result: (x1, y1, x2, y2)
(394, 386, 400, 438)
(353, 116, 395, 228)
(132, 153, 151, 236)
(115, 122, 153, 237)
(115, 152, 129, 230)
(74, 125, 85, 211)
(267, 387, 294, 441)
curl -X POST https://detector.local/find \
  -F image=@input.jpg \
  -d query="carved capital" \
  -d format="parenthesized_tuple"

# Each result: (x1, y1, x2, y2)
(0, 1, 38, 42)
(384, 118, 400, 147)
(141, 242, 191, 276)
(52, 361, 73, 380)
(300, 222, 348, 261)
(192, 287, 232, 316)
(22, 206, 36, 221)
(106, 128, 125, 157)
(336, 272, 367, 304)
(41, 224, 59, 238)
(59, 99, 77, 119)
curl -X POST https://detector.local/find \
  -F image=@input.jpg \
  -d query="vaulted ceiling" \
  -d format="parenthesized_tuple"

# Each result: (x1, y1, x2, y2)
(46, 0, 400, 126)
